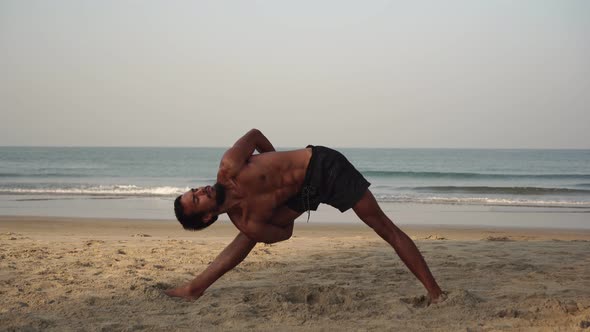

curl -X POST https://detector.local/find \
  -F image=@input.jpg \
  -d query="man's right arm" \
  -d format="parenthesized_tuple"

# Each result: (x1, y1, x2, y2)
(164, 207, 300, 300)
(164, 232, 256, 300)
(218, 129, 275, 180)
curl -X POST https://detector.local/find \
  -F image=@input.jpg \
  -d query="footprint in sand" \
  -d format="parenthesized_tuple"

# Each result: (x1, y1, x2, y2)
(424, 234, 447, 240)
(400, 295, 429, 308)
(401, 290, 483, 308)
(496, 308, 525, 318)
(131, 233, 152, 238)
(151, 282, 172, 290)
(484, 236, 512, 242)
(85, 240, 105, 246)
(443, 290, 483, 306)
(143, 282, 173, 299)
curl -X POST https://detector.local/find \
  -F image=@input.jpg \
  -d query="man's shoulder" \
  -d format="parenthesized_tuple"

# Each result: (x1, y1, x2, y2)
(216, 157, 242, 186)
(226, 207, 242, 224)
(227, 204, 265, 236)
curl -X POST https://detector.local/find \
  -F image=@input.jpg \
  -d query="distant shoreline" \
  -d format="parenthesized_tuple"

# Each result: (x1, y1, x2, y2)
(1, 145, 590, 150)
(3, 215, 590, 240)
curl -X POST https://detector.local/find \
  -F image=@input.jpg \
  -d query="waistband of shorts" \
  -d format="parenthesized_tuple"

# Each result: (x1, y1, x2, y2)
(301, 145, 317, 188)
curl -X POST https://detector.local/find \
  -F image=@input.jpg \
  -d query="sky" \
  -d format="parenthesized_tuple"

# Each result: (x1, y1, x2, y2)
(1, 1, 589, 148)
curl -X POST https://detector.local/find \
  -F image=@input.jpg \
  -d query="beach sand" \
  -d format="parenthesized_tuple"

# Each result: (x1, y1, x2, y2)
(1, 216, 590, 331)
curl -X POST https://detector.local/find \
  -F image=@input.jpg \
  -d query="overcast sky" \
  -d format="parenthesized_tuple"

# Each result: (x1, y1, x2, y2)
(1, 1, 589, 148)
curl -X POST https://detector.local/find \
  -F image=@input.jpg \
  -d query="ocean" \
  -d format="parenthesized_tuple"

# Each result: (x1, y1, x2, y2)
(1, 147, 589, 224)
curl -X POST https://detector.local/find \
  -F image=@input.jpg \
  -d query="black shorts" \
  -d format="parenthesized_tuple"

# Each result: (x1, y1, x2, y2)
(286, 145, 370, 213)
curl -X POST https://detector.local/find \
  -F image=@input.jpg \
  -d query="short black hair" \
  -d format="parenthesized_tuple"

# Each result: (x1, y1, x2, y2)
(174, 195, 218, 231)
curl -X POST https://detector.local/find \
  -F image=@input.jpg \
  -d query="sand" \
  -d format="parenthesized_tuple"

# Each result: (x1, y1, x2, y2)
(1, 216, 590, 331)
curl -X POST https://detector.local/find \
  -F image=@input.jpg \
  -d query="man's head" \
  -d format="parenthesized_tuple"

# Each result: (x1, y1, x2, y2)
(173, 183, 226, 231)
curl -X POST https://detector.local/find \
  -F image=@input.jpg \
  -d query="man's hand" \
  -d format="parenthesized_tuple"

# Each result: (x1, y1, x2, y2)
(164, 284, 203, 301)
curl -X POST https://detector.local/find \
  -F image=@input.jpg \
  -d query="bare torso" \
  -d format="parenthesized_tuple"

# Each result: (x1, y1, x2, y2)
(220, 148, 312, 229)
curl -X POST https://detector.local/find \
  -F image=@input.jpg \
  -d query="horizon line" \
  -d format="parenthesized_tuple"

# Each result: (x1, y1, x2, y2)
(1, 145, 589, 150)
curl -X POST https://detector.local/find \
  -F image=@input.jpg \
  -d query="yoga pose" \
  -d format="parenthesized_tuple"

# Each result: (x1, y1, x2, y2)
(165, 129, 443, 303)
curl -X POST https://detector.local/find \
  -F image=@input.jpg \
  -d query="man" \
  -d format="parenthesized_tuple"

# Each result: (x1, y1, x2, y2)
(165, 129, 444, 303)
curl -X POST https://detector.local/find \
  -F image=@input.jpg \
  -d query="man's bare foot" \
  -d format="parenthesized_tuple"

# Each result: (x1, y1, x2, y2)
(428, 291, 448, 305)
(164, 285, 203, 301)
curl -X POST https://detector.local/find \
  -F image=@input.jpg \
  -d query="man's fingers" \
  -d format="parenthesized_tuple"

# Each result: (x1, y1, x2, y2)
(163, 287, 185, 298)
(163, 288, 177, 297)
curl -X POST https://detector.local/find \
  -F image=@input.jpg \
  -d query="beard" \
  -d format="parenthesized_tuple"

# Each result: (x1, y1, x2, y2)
(213, 182, 226, 207)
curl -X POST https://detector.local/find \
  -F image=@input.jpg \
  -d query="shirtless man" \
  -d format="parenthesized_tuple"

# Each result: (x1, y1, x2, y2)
(165, 129, 443, 303)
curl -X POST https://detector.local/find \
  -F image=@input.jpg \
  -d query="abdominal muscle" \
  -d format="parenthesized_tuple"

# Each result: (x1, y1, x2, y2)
(233, 149, 310, 220)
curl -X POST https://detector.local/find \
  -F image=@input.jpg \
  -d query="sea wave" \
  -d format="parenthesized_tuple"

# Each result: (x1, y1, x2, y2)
(407, 186, 590, 195)
(373, 194, 590, 208)
(361, 171, 590, 180)
(0, 172, 93, 178)
(0, 185, 188, 197)
(2, 184, 589, 208)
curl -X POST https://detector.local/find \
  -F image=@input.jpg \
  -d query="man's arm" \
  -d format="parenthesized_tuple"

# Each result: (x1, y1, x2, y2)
(219, 129, 275, 179)
(240, 206, 301, 244)
(164, 232, 256, 300)
(242, 221, 294, 244)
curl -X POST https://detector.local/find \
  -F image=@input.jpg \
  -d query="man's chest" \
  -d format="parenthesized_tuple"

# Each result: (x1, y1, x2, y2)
(227, 194, 276, 233)
(232, 160, 280, 192)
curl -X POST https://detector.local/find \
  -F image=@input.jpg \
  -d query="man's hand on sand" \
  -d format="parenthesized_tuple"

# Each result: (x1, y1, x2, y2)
(164, 285, 203, 301)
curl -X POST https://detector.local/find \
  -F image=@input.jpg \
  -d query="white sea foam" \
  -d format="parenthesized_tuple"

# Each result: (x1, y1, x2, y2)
(373, 194, 590, 208)
(2, 186, 589, 208)
(0, 185, 188, 197)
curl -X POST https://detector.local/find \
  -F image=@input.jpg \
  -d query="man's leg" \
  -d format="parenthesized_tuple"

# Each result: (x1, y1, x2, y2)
(352, 189, 443, 301)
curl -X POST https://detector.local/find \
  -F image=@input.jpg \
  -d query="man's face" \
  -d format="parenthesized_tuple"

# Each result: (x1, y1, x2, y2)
(179, 185, 218, 218)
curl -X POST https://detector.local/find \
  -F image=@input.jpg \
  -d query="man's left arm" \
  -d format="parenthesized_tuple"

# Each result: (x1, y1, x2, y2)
(241, 206, 302, 243)
(242, 221, 294, 244)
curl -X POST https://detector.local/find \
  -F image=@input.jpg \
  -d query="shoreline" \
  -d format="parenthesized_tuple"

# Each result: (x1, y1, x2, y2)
(2, 215, 590, 241)
(2, 195, 589, 225)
